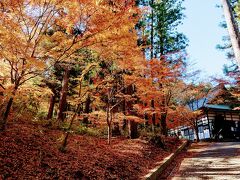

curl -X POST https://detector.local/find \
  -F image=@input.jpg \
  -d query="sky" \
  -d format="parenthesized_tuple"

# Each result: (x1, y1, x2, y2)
(178, 0, 230, 79)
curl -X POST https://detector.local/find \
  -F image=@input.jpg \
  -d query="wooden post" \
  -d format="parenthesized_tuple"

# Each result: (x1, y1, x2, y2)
(206, 111, 212, 138)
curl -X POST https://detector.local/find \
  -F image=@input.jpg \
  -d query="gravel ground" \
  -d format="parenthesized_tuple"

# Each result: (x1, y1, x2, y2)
(172, 142, 240, 180)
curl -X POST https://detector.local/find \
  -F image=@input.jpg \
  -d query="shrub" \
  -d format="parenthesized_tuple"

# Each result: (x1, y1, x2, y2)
(76, 125, 104, 137)
(139, 128, 166, 149)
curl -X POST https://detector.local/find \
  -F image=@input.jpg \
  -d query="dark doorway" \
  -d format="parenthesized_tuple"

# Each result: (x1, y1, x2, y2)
(213, 114, 235, 139)
(213, 114, 225, 139)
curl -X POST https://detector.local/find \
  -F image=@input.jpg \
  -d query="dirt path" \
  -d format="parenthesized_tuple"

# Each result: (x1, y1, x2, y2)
(172, 142, 240, 180)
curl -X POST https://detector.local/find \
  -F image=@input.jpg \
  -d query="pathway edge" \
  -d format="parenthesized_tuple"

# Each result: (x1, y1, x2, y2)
(143, 140, 189, 180)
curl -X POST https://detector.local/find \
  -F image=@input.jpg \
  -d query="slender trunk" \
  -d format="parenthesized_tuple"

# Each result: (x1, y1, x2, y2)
(159, 35, 164, 59)
(106, 105, 111, 145)
(47, 94, 56, 120)
(106, 88, 112, 145)
(59, 79, 83, 152)
(59, 106, 79, 152)
(194, 120, 200, 142)
(222, 0, 240, 66)
(0, 97, 13, 131)
(83, 94, 91, 124)
(57, 68, 70, 121)
(0, 82, 18, 131)
(107, 125, 111, 145)
(151, 99, 155, 132)
(144, 112, 148, 126)
(150, 0, 154, 59)
(122, 99, 127, 130)
(60, 132, 69, 153)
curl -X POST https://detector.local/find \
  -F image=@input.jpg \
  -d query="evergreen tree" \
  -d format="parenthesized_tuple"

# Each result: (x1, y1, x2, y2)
(217, 0, 240, 68)
(137, 0, 188, 60)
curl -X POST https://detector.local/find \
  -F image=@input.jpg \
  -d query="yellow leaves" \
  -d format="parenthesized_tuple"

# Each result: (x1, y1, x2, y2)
(25, 57, 46, 70)
(95, 0, 104, 6)
(0, 0, 144, 96)
(193, 110, 202, 116)
(0, 61, 9, 77)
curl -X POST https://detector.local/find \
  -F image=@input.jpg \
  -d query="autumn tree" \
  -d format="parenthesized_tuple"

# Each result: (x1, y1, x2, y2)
(135, 0, 188, 136)
(176, 82, 212, 141)
(59, 62, 98, 151)
(91, 39, 145, 143)
(95, 65, 126, 144)
(57, 0, 145, 147)
(128, 56, 185, 136)
(0, 0, 142, 130)
(0, 0, 69, 130)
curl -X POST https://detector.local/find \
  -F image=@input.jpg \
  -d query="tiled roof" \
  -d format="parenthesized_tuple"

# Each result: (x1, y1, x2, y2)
(203, 104, 232, 110)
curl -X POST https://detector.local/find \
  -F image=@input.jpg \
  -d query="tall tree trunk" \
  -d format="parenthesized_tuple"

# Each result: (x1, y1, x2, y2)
(107, 125, 112, 145)
(160, 113, 167, 136)
(122, 99, 127, 130)
(47, 94, 56, 120)
(59, 106, 79, 152)
(83, 94, 91, 124)
(0, 97, 13, 131)
(0, 83, 18, 131)
(222, 0, 240, 66)
(194, 120, 200, 142)
(57, 68, 70, 121)
(106, 104, 111, 145)
(159, 35, 164, 58)
(151, 99, 155, 132)
(150, 0, 154, 59)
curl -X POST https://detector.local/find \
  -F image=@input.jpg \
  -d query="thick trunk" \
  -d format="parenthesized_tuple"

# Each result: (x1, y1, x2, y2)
(0, 97, 13, 131)
(57, 68, 70, 121)
(47, 94, 56, 120)
(160, 113, 167, 136)
(222, 0, 240, 66)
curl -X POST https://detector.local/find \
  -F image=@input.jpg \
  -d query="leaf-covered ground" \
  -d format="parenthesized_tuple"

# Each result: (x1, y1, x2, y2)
(0, 120, 182, 179)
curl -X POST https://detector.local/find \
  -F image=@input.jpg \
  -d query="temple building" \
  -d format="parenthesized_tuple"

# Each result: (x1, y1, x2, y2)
(169, 84, 240, 140)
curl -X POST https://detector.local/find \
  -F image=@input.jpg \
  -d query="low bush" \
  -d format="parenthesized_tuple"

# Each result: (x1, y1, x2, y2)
(139, 128, 166, 149)
(76, 125, 106, 137)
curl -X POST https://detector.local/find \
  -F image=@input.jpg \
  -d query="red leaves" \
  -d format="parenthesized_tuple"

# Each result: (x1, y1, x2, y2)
(0, 121, 182, 179)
